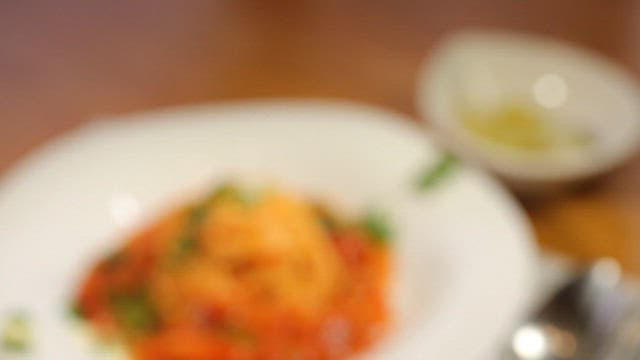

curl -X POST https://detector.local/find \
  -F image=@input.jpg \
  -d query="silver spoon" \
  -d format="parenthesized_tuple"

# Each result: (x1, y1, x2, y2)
(501, 258, 637, 360)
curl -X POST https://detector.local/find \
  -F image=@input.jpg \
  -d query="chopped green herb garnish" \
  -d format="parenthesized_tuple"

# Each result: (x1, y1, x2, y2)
(110, 291, 158, 335)
(170, 201, 211, 262)
(361, 211, 392, 245)
(2, 312, 31, 352)
(69, 302, 85, 320)
(104, 250, 127, 270)
(211, 183, 260, 206)
(173, 235, 198, 261)
(190, 203, 209, 224)
(170, 183, 265, 263)
(314, 205, 340, 233)
(211, 183, 240, 201)
(416, 152, 458, 191)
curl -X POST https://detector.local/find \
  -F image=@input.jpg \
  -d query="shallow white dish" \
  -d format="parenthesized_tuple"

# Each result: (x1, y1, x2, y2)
(417, 30, 640, 191)
(0, 100, 535, 359)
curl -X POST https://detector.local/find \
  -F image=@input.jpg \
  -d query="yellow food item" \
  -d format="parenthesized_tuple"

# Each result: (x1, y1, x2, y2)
(460, 102, 590, 151)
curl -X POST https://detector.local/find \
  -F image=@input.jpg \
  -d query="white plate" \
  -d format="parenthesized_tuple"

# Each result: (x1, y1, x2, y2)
(0, 100, 536, 359)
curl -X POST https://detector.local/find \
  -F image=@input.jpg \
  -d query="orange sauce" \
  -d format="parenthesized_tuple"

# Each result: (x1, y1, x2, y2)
(75, 185, 391, 359)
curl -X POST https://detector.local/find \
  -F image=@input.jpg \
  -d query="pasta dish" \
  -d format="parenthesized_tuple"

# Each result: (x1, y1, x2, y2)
(74, 183, 391, 359)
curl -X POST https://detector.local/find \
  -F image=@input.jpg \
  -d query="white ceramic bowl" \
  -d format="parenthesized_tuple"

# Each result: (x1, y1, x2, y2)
(417, 30, 640, 191)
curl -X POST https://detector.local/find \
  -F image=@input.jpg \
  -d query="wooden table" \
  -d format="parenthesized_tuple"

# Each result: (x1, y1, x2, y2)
(2, 1, 640, 273)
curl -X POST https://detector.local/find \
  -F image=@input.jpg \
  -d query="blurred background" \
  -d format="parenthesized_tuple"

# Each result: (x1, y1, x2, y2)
(1, 0, 640, 273)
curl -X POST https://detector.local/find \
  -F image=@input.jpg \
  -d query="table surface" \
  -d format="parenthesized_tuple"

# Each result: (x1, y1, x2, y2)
(2, 1, 640, 273)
